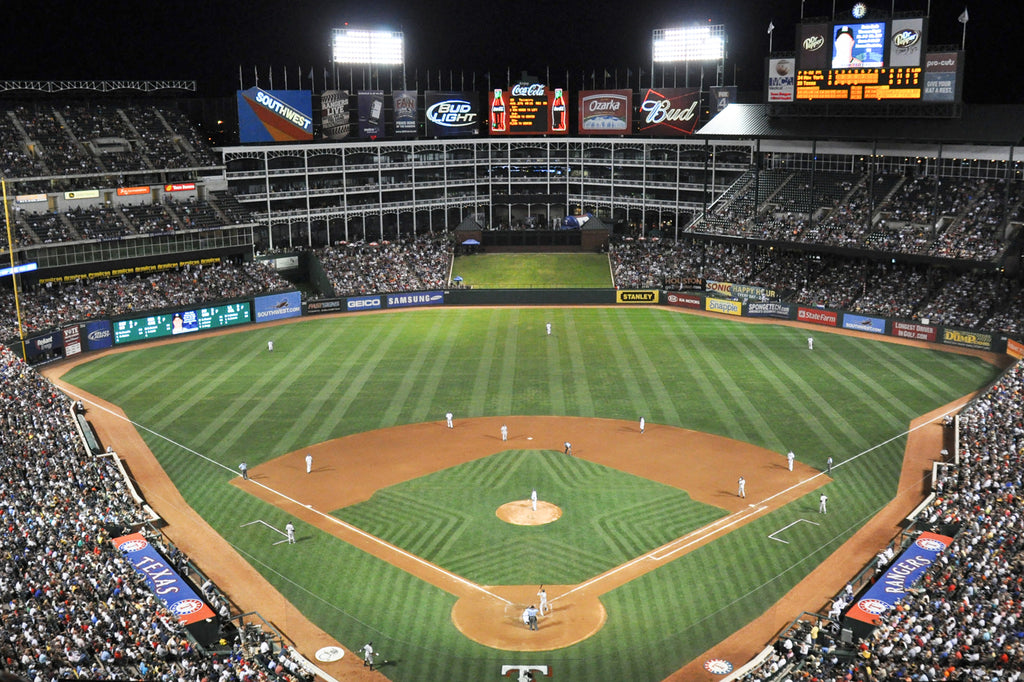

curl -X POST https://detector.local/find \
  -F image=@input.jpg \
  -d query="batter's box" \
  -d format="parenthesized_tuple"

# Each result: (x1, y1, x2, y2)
(768, 518, 820, 544)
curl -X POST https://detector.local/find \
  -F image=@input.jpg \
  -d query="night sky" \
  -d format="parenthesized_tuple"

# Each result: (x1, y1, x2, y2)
(4, 0, 1017, 103)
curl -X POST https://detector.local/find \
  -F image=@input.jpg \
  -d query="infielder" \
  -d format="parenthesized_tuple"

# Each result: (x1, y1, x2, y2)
(826, 456, 833, 475)
(360, 642, 375, 670)
(305, 453, 312, 474)
(445, 412, 454, 428)
(564, 441, 572, 456)
(738, 476, 746, 498)
(531, 489, 538, 512)
(537, 586, 549, 615)
(238, 461, 248, 480)
(285, 522, 295, 544)
(787, 450, 795, 471)
(640, 416, 645, 434)
(501, 424, 508, 441)
(819, 493, 828, 514)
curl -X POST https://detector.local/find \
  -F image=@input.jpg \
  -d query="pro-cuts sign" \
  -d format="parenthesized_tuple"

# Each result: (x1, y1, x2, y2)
(637, 88, 700, 136)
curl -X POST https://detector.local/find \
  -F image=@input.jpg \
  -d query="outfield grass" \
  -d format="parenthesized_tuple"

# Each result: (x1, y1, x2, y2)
(451, 253, 612, 288)
(61, 308, 1000, 682)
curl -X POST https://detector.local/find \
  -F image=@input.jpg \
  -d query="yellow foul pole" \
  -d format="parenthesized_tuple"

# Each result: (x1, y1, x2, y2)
(2, 178, 28, 361)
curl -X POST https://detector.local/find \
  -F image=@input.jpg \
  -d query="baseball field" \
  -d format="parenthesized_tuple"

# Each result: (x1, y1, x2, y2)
(56, 304, 1001, 682)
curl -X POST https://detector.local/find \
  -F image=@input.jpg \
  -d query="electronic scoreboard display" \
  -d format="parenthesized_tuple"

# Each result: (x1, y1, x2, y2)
(796, 66, 922, 100)
(113, 303, 251, 344)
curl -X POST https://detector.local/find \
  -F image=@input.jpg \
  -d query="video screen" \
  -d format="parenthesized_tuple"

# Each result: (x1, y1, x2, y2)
(831, 22, 885, 69)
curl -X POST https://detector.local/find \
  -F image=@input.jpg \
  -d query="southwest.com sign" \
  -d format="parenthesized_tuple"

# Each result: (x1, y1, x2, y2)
(616, 290, 659, 304)
(254, 292, 302, 322)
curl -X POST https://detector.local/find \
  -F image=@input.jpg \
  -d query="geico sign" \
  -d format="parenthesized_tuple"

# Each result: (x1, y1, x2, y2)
(347, 298, 381, 310)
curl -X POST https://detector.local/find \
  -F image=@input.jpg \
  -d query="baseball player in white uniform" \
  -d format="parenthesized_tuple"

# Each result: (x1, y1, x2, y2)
(305, 453, 312, 474)
(639, 416, 645, 433)
(738, 476, 746, 498)
(285, 522, 295, 544)
(807, 337, 814, 350)
(501, 424, 508, 441)
(787, 450, 795, 471)
(445, 412, 454, 428)
(546, 323, 551, 335)
(268, 340, 274, 352)
(531, 489, 538, 512)
(360, 642, 375, 670)
(538, 586, 550, 615)
(819, 493, 828, 514)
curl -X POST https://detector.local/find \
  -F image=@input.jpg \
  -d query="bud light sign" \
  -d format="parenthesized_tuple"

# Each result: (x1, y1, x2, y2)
(86, 320, 113, 350)
(637, 88, 701, 136)
(425, 92, 480, 137)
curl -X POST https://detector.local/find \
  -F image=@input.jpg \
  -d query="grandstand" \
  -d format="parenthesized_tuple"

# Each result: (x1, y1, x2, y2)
(0, 17, 1023, 682)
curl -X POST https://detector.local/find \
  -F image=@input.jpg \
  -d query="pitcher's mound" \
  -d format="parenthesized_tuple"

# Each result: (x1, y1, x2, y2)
(497, 500, 562, 526)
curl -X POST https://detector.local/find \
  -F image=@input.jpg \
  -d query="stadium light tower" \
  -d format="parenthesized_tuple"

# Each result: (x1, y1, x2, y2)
(651, 24, 727, 88)
(331, 27, 406, 90)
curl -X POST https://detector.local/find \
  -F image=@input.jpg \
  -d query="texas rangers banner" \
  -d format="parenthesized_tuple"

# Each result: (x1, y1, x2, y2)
(845, 531, 953, 627)
(114, 533, 216, 625)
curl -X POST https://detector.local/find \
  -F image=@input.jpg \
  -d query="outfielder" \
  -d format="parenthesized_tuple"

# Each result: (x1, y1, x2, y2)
(546, 322, 551, 335)
(268, 340, 274, 352)
(807, 336, 814, 350)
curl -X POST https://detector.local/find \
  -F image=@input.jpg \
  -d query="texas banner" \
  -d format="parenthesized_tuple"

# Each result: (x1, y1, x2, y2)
(114, 533, 216, 625)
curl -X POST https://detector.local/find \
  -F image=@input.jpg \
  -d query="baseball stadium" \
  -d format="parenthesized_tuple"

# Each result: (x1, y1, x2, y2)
(2, 3, 1023, 682)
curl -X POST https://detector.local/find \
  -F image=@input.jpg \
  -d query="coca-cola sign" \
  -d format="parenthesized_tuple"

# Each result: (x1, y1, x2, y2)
(578, 90, 631, 134)
(511, 83, 546, 96)
(637, 88, 701, 136)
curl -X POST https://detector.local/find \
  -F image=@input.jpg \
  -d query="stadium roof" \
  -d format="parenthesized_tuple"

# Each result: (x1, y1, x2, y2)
(696, 104, 1024, 146)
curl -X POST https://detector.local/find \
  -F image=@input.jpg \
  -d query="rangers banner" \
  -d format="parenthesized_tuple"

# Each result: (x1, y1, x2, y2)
(637, 88, 700, 136)
(114, 533, 216, 626)
(846, 531, 953, 626)
(578, 90, 631, 135)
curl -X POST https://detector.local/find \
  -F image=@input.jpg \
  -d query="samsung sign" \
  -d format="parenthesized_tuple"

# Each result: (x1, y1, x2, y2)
(386, 291, 444, 308)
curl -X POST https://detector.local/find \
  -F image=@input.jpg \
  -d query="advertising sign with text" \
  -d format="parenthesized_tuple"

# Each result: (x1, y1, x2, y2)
(942, 328, 992, 350)
(237, 88, 313, 143)
(637, 88, 700, 136)
(797, 23, 830, 71)
(489, 83, 567, 135)
(321, 89, 351, 140)
(358, 90, 387, 139)
(892, 321, 936, 342)
(705, 298, 742, 316)
(114, 533, 217, 625)
(842, 313, 886, 334)
(578, 90, 631, 134)
(767, 59, 796, 102)
(797, 307, 838, 327)
(392, 90, 418, 136)
(665, 292, 702, 309)
(745, 301, 794, 319)
(85, 320, 113, 350)
(616, 290, 659, 304)
(63, 325, 82, 357)
(425, 92, 481, 137)
(386, 291, 444, 308)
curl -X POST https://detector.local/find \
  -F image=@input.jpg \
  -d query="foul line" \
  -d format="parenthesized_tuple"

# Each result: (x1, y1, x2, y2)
(64, 388, 511, 606)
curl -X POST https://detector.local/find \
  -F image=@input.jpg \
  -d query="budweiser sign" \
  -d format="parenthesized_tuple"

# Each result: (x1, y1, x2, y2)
(637, 88, 700, 136)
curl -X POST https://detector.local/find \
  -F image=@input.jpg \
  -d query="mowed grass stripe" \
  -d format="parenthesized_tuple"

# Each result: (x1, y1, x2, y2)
(819, 339, 928, 426)
(468, 309, 503, 413)
(613, 309, 683, 424)
(593, 308, 650, 415)
(385, 310, 467, 425)
(559, 307, 596, 415)
(869, 340, 985, 400)
(494, 308, 520, 415)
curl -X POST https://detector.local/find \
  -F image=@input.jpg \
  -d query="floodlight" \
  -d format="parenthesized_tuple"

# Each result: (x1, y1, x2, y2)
(331, 28, 404, 65)
(652, 25, 726, 62)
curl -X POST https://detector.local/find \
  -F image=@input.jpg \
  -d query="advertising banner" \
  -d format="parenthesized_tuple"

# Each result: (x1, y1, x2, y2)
(922, 52, 960, 102)
(707, 280, 776, 301)
(65, 189, 100, 200)
(358, 90, 386, 139)
(842, 313, 886, 334)
(846, 531, 952, 626)
(15, 193, 47, 204)
(616, 290, 659, 304)
(346, 295, 382, 311)
(254, 292, 302, 323)
(797, 307, 838, 327)
(942, 328, 992, 350)
(116, 186, 151, 196)
(40, 257, 222, 285)
(114, 533, 217, 626)
(745, 301, 794, 319)
(892, 321, 937, 342)
(705, 298, 742, 316)
(1007, 338, 1024, 360)
(164, 183, 195, 193)
(63, 325, 82, 357)
(709, 86, 737, 114)
(392, 90, 418, 136)
(889, 18, 925, 68)
(305, 299, 344, 315)
(85, 320, 113, 350)
(767, 59, 796, 102)
(637, 88, 700, 136)
(665, 292, 703, 309)
(25, 331, 63, 358)
(386, 291, 444, 308)
(321, 90, 351, 140)
(489, 83, 567, 135)
(424, 92, 480, 137)
(577, 90, 631, 134)
(831, 22, 886, 69)
(798, 23, 830, 71)
(237, 88, 313, 143)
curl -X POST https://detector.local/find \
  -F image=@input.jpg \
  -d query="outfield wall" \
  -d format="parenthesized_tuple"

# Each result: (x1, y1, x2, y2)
(15, 287, 1022, 363)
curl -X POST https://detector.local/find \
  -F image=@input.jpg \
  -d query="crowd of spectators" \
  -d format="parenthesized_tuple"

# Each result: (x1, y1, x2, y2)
(0, 260, 292, 341)
(0, 344, 315, 681)
(609, 239, 1024, 335)
(316, 235, 452, 297)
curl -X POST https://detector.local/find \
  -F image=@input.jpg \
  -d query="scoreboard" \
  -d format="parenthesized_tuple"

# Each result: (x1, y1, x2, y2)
(796, 66, 921, 100)
(114, 303, 251, 344)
